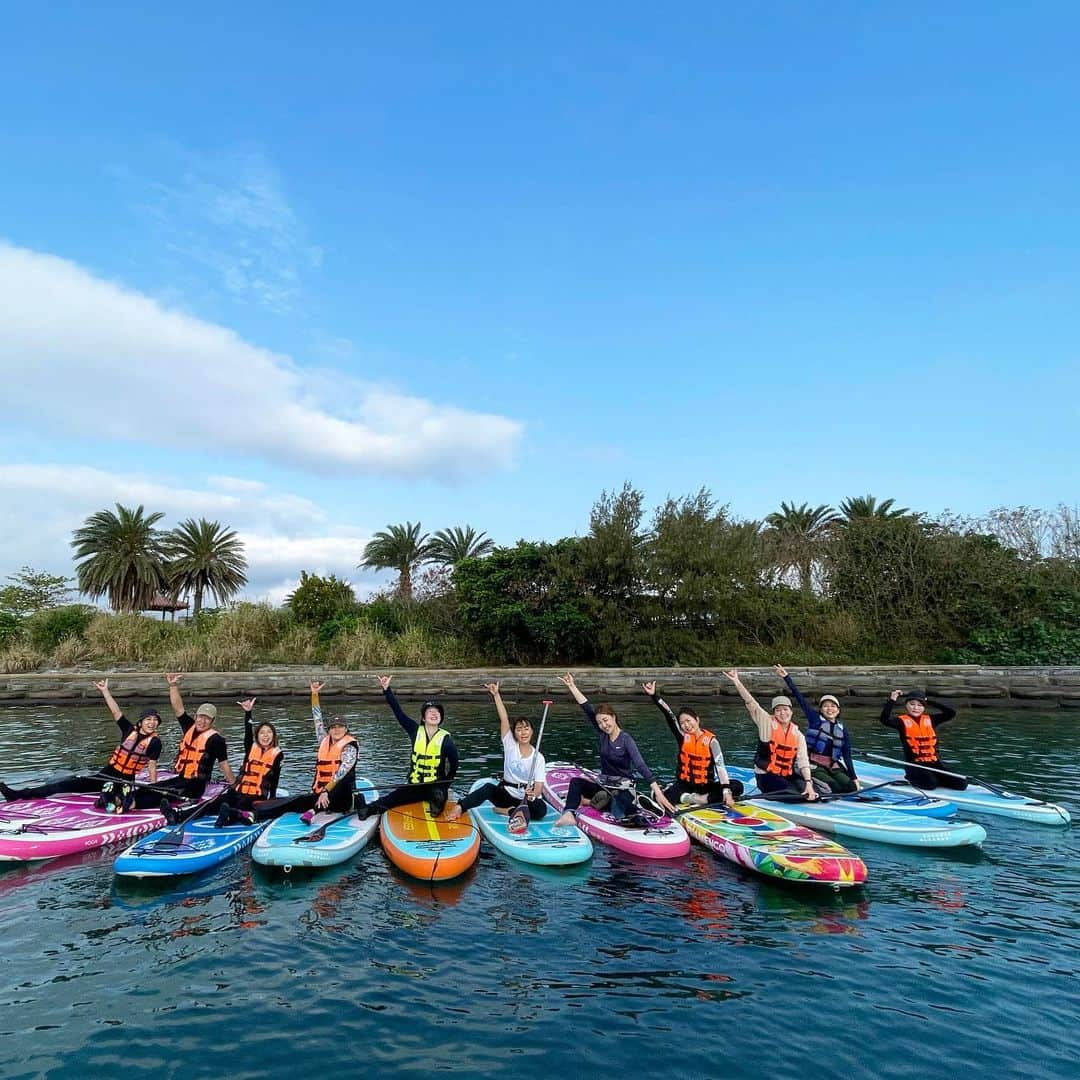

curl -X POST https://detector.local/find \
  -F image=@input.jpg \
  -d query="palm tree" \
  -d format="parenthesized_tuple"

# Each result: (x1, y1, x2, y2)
(166, 518, 248, 618)
(427, 526, 495, 567)
(764, 501, 838, 592)
(838, 495, 910, 521)
(359, 521, 433, 601)
(71, 504, 169, 612)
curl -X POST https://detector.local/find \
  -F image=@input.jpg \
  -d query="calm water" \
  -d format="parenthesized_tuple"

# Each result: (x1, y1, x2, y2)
(0, 693, 1077, 1080)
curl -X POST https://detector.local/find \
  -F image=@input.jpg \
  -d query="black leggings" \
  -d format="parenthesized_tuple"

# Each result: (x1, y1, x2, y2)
(662, 778, 745, 804)
(810, 762, 858, 794)
(2, 772, 163, 810)
(457, 782, 547, 820)
(755, 771, 808, 796)
(904, 763, 968, 790)
(562, 777, 634, 818)
(253, 786, 357, 819)
(367, 782, 449, 817)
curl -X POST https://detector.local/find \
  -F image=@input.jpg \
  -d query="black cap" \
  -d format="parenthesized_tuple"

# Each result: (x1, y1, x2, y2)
(905, 690, 928, 703)
(139, 707, 161, 721)
(421, 700, 445, 722)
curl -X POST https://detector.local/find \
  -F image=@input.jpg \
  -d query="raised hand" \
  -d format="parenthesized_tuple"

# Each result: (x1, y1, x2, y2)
(557, 673, 576, 688)
(722, 669, 739, 683)
(641, 681, 656, 696)
(377, 675, 392, 691)
(238, 698, 256, 712)
(774, 664, 787, 679)
(165, 672, 182, 686)
(483, 681, 500, 697)
(93, 679, 109, 693)
(890, 689, 903, 701)
(310, 681, 325, 694)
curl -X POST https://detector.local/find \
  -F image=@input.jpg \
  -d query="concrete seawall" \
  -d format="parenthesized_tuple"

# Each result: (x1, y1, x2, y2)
(2, 665, 1079, 707)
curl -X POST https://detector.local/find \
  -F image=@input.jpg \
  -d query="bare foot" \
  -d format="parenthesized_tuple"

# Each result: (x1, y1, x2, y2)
(553, 812, 575, 828)
(445, 806, 462, 821)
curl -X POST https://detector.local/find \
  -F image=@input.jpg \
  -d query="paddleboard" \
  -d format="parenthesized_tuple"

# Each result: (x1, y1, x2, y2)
(113, 817, 266, 877)
(726, 766, 956, 818)
(0, 778, 222, 863)
(380, 799, 480, 882)
(731, 780, 986, 848)
(465, 777, 592, 866)
(542, 762, 690, 859)
(854, 760, 1072, 825)
(252, 780, 381, 870)
(679, 803, 867, 887)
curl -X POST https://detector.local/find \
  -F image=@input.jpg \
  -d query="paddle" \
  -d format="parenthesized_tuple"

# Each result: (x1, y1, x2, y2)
(293, 811, 352, 844)
(507, 700, 552, 835)
(154, 787, 230, 848)
(90, 772, 180, 799)
(865, 753, 1015, 799)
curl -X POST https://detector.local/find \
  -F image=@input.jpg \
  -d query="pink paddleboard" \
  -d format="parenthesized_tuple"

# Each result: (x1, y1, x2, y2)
(0, 779, 224, 863)
(543, 762, 689, 859)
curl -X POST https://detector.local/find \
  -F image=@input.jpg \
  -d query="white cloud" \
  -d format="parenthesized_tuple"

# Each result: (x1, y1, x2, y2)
(124, 144, 320, 314)
(0, 242, 523, 480)
(0, 464, 388, 601)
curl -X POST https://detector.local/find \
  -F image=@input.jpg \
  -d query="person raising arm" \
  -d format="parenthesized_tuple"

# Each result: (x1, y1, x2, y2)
(722, 669, 817, 801)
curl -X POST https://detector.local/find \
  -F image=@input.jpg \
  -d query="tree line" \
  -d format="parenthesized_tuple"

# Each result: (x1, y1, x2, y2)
(1, 492, 1077, 670)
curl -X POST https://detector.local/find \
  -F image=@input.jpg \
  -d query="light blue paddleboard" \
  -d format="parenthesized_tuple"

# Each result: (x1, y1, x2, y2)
(853, 761, 1072, 825)
(114, 818, 267, 877)
(466, 777, 593, 866)
(728, 768, 985, 847)
(727, 766, 956, 817)
(252, 779, 380, 870)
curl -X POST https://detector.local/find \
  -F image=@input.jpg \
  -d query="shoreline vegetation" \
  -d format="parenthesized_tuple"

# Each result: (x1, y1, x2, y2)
(2, 666, 1079, 707)
(2, 493, 1078, 681)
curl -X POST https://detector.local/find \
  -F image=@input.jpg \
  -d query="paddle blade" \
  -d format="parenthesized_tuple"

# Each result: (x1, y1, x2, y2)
(507, 807, 528, 835)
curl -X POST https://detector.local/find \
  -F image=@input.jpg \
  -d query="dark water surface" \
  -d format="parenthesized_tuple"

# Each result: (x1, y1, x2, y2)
(0, 693, 1076, 1080)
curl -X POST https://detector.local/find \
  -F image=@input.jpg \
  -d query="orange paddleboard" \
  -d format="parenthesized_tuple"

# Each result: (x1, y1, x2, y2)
(379, 801, 480, 882)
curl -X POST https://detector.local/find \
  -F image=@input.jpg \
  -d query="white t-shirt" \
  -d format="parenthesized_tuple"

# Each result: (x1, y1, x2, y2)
(501, 730, 546, 797)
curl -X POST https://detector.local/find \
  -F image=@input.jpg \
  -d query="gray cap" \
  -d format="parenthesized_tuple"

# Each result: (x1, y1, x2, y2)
(195, 703, 217, 720)
(818, 694, 841, 709)
(770, 695, 793, 710)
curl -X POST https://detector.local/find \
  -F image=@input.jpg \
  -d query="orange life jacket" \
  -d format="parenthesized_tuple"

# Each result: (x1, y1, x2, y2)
(236, 743, 282, 797)
(677, 728, 715, 785)
(899, 713, 938, 763)
(107, 728, 157, 779)
(762, 719, 799, 777)
(312, 733, 358, 793)
(174, 725, 219, 780)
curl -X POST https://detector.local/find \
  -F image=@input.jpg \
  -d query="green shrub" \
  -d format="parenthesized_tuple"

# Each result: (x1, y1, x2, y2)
(24, 604, 97, 651)
(0, 611, 21, 648)
(286, 572, 357, 626)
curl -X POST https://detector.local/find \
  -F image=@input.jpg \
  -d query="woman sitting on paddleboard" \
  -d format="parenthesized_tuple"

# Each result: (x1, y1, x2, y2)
(881, 689, 966, 790)
(356, 675, 459, 820)
(722, 670, 818, 801)
(552, 673, 676, 828)
(213, 697, 285, 827)
(774, 665, 858, 793)
(256, 680, 360, 824)
(0, 678, 165, 812)
(640, 681, 744, 808)
(447, 681, 547, 829)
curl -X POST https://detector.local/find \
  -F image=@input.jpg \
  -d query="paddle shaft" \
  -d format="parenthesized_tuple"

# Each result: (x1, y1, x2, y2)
(864, 752, 1013, 796)
(509, 700, 551, 827)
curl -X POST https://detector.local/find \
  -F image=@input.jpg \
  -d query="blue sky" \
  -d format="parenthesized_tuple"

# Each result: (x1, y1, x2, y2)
(2, 3, 1077, 600)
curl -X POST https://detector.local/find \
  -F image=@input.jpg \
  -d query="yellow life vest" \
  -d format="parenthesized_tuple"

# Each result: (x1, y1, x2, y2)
(409, 726, 448, 784)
